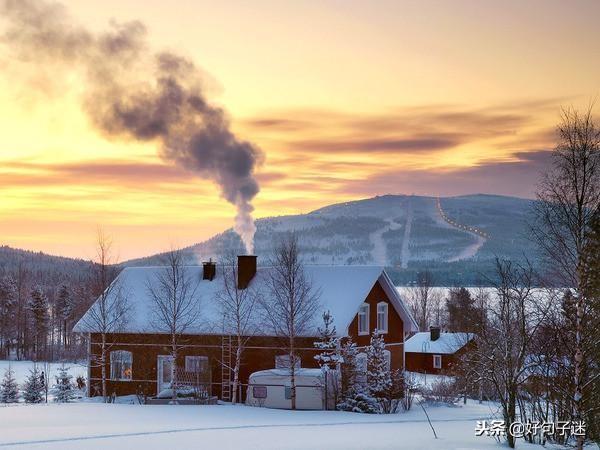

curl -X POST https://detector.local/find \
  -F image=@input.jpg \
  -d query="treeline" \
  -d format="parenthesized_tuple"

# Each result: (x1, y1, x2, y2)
(0, 248, 116, 361)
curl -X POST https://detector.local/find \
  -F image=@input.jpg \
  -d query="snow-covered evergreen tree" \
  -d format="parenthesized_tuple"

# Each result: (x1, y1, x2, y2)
(0, 366, 19, 403)
(23, 366, 45, 403)
(52, 365, 75, 403)
(366, 329, 392, 398)
(337, 337, 379, 413)
(313, 310, 341, 370)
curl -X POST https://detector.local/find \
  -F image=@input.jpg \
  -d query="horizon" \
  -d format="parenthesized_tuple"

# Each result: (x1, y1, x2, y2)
(1, 0, 599, 259)
(3, 191, 531, 261)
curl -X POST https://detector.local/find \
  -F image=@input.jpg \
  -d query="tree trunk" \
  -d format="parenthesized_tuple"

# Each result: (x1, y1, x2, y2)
(101, 333, 107, 403)
(232, 339, 242, 405)
(290, 344, 296, 410)
(171, 340, 178, 405)
(506, 392, 517, 448)
(574, 294, 584, 450)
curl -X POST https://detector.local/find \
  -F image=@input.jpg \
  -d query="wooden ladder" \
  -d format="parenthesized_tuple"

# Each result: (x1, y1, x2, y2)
(221, 335, 232, 401)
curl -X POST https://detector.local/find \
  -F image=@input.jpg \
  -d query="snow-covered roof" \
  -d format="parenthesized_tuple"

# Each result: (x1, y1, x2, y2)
(404, 332, 473, 354)
(250, 368, 324, 379)
(74, 265, 418, 336)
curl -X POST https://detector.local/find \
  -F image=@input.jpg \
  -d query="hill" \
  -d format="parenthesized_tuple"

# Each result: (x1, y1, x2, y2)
(125, 194, 540, 285)
(0, 245, 95, 286)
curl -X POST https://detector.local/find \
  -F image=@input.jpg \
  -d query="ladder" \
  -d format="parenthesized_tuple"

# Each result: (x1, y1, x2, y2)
(221, 335, 232, 401)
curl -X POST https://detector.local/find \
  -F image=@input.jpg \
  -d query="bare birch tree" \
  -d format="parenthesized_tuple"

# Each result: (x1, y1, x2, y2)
(466, 259, 551, 448)
(532, 106, 600, 449)
(262, 234, 320, 410)
(147, 249, 201, 404)
(80, 230, 129, 402)
(402, 271, 443, 331)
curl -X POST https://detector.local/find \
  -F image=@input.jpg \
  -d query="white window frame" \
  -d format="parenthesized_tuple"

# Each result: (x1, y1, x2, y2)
(358, 303, 370, 335)
(377, 302, 388, 333)
(110, 350, 132, 381)
(185, 356, 208, 373)
(275, 354, 300, 369)
(433, 354, 442, 369)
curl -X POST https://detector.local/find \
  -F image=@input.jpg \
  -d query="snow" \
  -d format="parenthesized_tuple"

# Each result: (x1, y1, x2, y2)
(406, 371, 455, 389)
(74, 265, 418, 336)
(251, 368, 324, 378)
(405, 332, 474, 354)
(0, 399, 580, 450)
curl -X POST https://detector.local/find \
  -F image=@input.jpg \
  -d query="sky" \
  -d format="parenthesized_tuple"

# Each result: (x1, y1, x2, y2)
(0, 0, 599, 260)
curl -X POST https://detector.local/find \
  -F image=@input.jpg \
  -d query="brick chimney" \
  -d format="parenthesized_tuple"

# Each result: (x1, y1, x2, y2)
(202, 259, 216, 281)
(237, 255, 257, 289)
(430, 326, 441, 342)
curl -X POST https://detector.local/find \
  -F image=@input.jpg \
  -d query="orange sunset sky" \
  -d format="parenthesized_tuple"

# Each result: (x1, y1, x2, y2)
(1, 0, 599, 260)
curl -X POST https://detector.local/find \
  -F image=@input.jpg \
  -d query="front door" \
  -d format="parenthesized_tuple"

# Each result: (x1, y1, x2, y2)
(157, 355, 174, 394)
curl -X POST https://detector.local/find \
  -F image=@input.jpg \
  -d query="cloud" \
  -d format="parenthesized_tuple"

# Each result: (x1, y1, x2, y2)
(0, 159, 195, 190)
(337, 149, 554, 199)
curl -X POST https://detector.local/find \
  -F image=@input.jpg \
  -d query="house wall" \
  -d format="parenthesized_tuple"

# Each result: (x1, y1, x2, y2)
(88, 333, 320, 398)
(347, 280, 405, 371)
(405, 351, 457, 374)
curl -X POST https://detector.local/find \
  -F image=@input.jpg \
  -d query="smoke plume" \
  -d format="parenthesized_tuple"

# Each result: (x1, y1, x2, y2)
(1, 0, 262, 253)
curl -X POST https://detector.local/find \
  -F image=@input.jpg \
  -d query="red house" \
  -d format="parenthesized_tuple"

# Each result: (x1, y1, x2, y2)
(74, 256, 418, 400)
(404, 327, 474, 374)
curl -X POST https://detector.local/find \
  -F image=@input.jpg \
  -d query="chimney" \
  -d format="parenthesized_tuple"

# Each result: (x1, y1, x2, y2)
(237, 255, 257, 289)
(430, 326, 441, 342)
(202, 259, 216, 281)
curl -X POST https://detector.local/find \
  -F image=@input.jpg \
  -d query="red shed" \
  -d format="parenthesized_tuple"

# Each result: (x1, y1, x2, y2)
(404, 327, 474, 374)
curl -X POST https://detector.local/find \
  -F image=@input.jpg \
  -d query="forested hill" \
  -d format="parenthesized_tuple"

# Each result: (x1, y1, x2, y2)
(0, 246, 95, 285)
(126, 194, 541, 285)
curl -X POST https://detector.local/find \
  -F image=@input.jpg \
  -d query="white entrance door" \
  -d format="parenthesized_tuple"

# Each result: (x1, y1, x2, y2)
(157, 355, 174, 394)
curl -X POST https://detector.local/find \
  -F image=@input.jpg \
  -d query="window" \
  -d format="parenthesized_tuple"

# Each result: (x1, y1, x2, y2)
(356, 353, 368, 373)
(358, 303, 370, 335)
(377, 302, 388, 333)
(433, 354, 442, 369)
(275, 354, 300, 369)
(110, 350, 132, 381)
(253, 386, 267, 399)
(383, 350, 391, 371)
(285, 385, 292, 399)
(356, 353, 368, 384)
(185, 356, 208, 373)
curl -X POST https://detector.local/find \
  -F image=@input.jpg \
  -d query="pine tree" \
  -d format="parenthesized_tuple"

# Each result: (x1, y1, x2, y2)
(336, 337, 379, 413)
(0, 276, 17, 358)
(0, 366, 19, 403)
(27, 287, 49, 360)
(313, 310, 340, 370)
(52, 365, 75, 403)
(55, 285, 73, 348)
(366, 330, 392, 399)
(23, 366, 45, 403)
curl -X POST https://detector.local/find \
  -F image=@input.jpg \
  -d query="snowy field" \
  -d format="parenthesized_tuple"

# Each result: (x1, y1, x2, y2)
(0, 361, 596, 450)
(0, 400, 582, 450)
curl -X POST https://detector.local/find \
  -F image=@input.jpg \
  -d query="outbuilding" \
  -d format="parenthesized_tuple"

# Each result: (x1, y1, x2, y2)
(404, 327, 474, 374)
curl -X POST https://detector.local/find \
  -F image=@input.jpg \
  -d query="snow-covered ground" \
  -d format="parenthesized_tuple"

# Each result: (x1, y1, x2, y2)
(0, 360, 87, 386)
(0, 360, 87, 403)
(0, 400, 585, 450)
